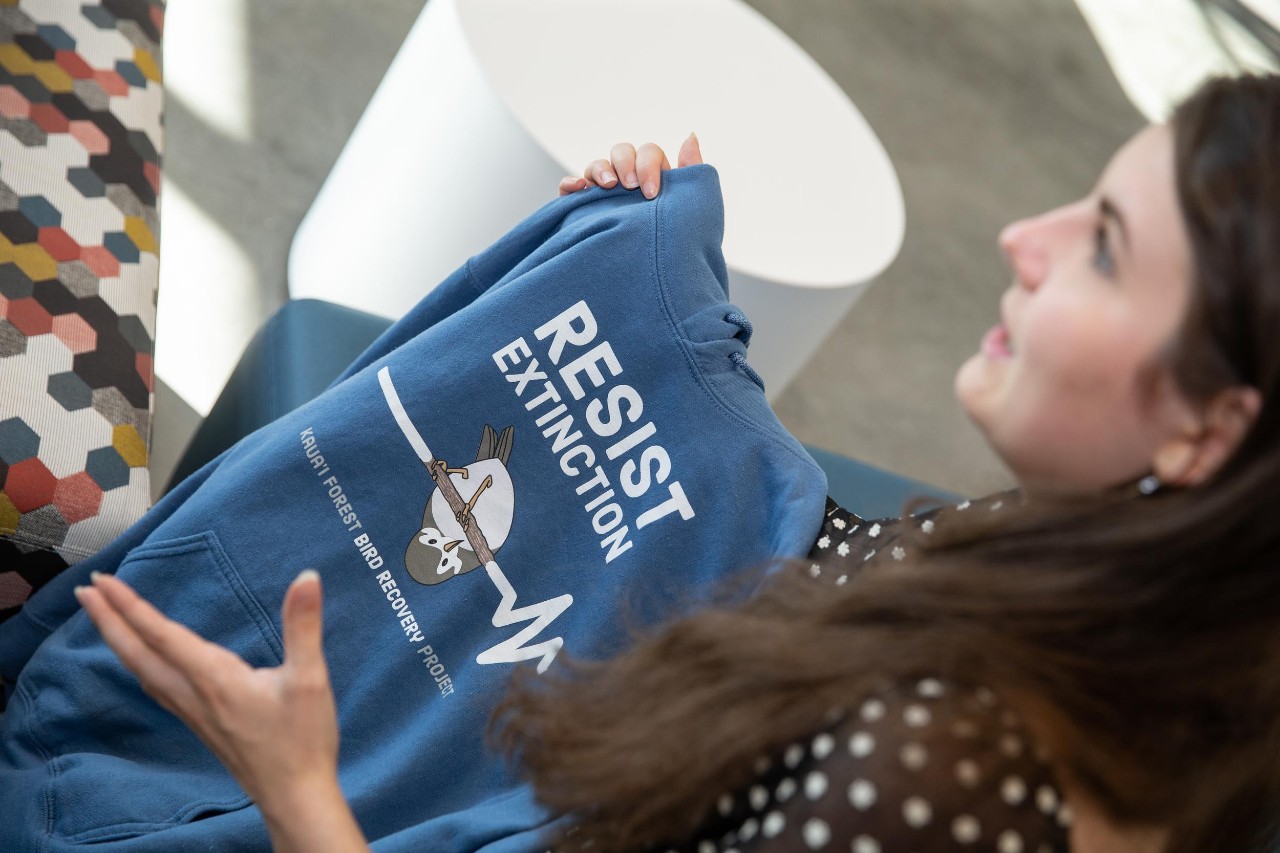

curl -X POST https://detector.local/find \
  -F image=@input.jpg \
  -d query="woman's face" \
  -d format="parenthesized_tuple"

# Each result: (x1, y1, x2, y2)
(954, 124, 1199, 495)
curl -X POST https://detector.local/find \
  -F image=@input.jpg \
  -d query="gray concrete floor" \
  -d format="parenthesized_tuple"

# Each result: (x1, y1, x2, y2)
(155, 0, 1144, 497)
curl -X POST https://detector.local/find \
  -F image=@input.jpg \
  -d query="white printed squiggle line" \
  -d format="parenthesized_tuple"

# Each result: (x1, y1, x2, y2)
(378, 367, 436, 466)
(377, 366, 573, 674)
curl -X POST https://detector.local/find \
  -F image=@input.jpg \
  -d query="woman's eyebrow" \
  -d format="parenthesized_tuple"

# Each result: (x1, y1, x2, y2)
(1100, 195, 1131, 254)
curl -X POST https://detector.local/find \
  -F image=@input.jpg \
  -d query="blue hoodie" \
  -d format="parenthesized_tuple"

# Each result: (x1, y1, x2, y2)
(0, 165, 828, 852)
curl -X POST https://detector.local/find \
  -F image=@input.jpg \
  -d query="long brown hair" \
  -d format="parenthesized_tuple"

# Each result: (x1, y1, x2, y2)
(492, 74, 1280, 853)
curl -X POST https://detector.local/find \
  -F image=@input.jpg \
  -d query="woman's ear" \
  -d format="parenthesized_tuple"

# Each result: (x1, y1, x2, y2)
(1153, 385, 1261, 486)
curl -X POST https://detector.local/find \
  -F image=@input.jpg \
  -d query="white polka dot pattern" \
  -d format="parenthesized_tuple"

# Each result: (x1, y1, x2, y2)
(804, 494, 1019, 596)
(899, 742, 928, 771)
(916, 677, 945, 698)
(903, 704, 931, 728)
(849, 779, 877, 810)
(952, 814, 981, 843)
(860, 699, 885, 723)
(955, 758, 982, 788)
(802, 817, 830, 849)
(902, 795, 932, 828)
(804, 771, 828, 800)
(999, 828, 1025, 852)
(671, 674, 1069, 853)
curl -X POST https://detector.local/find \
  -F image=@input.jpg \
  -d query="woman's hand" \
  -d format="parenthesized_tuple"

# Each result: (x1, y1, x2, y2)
(76, 569, 370, 853)
(558, 132, 703, 199)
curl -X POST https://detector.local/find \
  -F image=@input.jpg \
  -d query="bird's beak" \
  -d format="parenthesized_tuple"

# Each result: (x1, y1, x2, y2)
(443, 539, 462, 553)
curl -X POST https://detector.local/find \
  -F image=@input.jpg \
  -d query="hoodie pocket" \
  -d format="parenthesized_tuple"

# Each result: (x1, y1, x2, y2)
(28, 531, 283, 843)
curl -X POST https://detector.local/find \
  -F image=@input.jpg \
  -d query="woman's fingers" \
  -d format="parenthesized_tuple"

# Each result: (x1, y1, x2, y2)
(282, 570, 328, 678)
(76, 569, 346, 823)
(558, 176, 588, 196)
(677, 132, 703, 168)
(76, 582, 198, 711)
(610, 142, 639, 190)
(635, 143, 671, 199)
(581, 158, 617, 188)
(562, 135, 698, 197)
(88, 572, 243, 694)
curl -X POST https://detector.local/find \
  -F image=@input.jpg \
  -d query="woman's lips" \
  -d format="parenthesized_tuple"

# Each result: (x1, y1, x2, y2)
(981, 323, 1014, 359)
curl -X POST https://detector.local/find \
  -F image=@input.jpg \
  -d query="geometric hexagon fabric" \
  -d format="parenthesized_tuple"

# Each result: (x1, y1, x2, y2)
(0, 0, 163, 626)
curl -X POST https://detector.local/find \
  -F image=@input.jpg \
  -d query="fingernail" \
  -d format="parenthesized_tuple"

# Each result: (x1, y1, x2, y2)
(73, 586, 85, 601)
(296, 568, 320, 583)
(90, 570, 103, 582)
(642, 181, 657, 199)
(600, 170, 616, 185)
(688, 131, 697, 143)
(624, 171, 639, 189)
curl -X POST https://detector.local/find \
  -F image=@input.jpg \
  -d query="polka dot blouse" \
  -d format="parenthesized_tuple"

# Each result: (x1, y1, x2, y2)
(669, 493, 1070, 851)
(682, 679, 1071, 852)
(804, 493, 1018, 584)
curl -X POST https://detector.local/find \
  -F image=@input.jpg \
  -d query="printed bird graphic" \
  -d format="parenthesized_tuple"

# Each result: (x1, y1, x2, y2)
(405, 425, 515, 586)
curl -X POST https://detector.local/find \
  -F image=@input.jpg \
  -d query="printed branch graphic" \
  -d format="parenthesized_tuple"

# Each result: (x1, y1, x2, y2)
(378, 367, 573, 674)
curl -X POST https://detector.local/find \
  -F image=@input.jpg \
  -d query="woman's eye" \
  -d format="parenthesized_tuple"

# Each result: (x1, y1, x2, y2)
(1092, 223, 1115, 277)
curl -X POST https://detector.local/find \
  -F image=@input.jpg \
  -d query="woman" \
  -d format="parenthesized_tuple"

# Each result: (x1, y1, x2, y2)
(74, 72, 1280, 852)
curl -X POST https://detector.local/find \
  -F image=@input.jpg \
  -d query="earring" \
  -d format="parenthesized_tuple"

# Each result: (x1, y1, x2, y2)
(1137, 474, 1161, 495)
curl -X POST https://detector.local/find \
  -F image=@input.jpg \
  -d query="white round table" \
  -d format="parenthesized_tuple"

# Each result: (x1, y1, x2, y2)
(289, 0, 904, 400)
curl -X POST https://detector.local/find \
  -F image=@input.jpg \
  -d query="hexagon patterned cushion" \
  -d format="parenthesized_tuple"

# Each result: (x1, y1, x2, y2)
(0, 0, 163, 623)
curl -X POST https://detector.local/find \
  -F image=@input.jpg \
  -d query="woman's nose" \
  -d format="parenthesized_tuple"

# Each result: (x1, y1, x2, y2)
(998, 216, 1049, 291)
